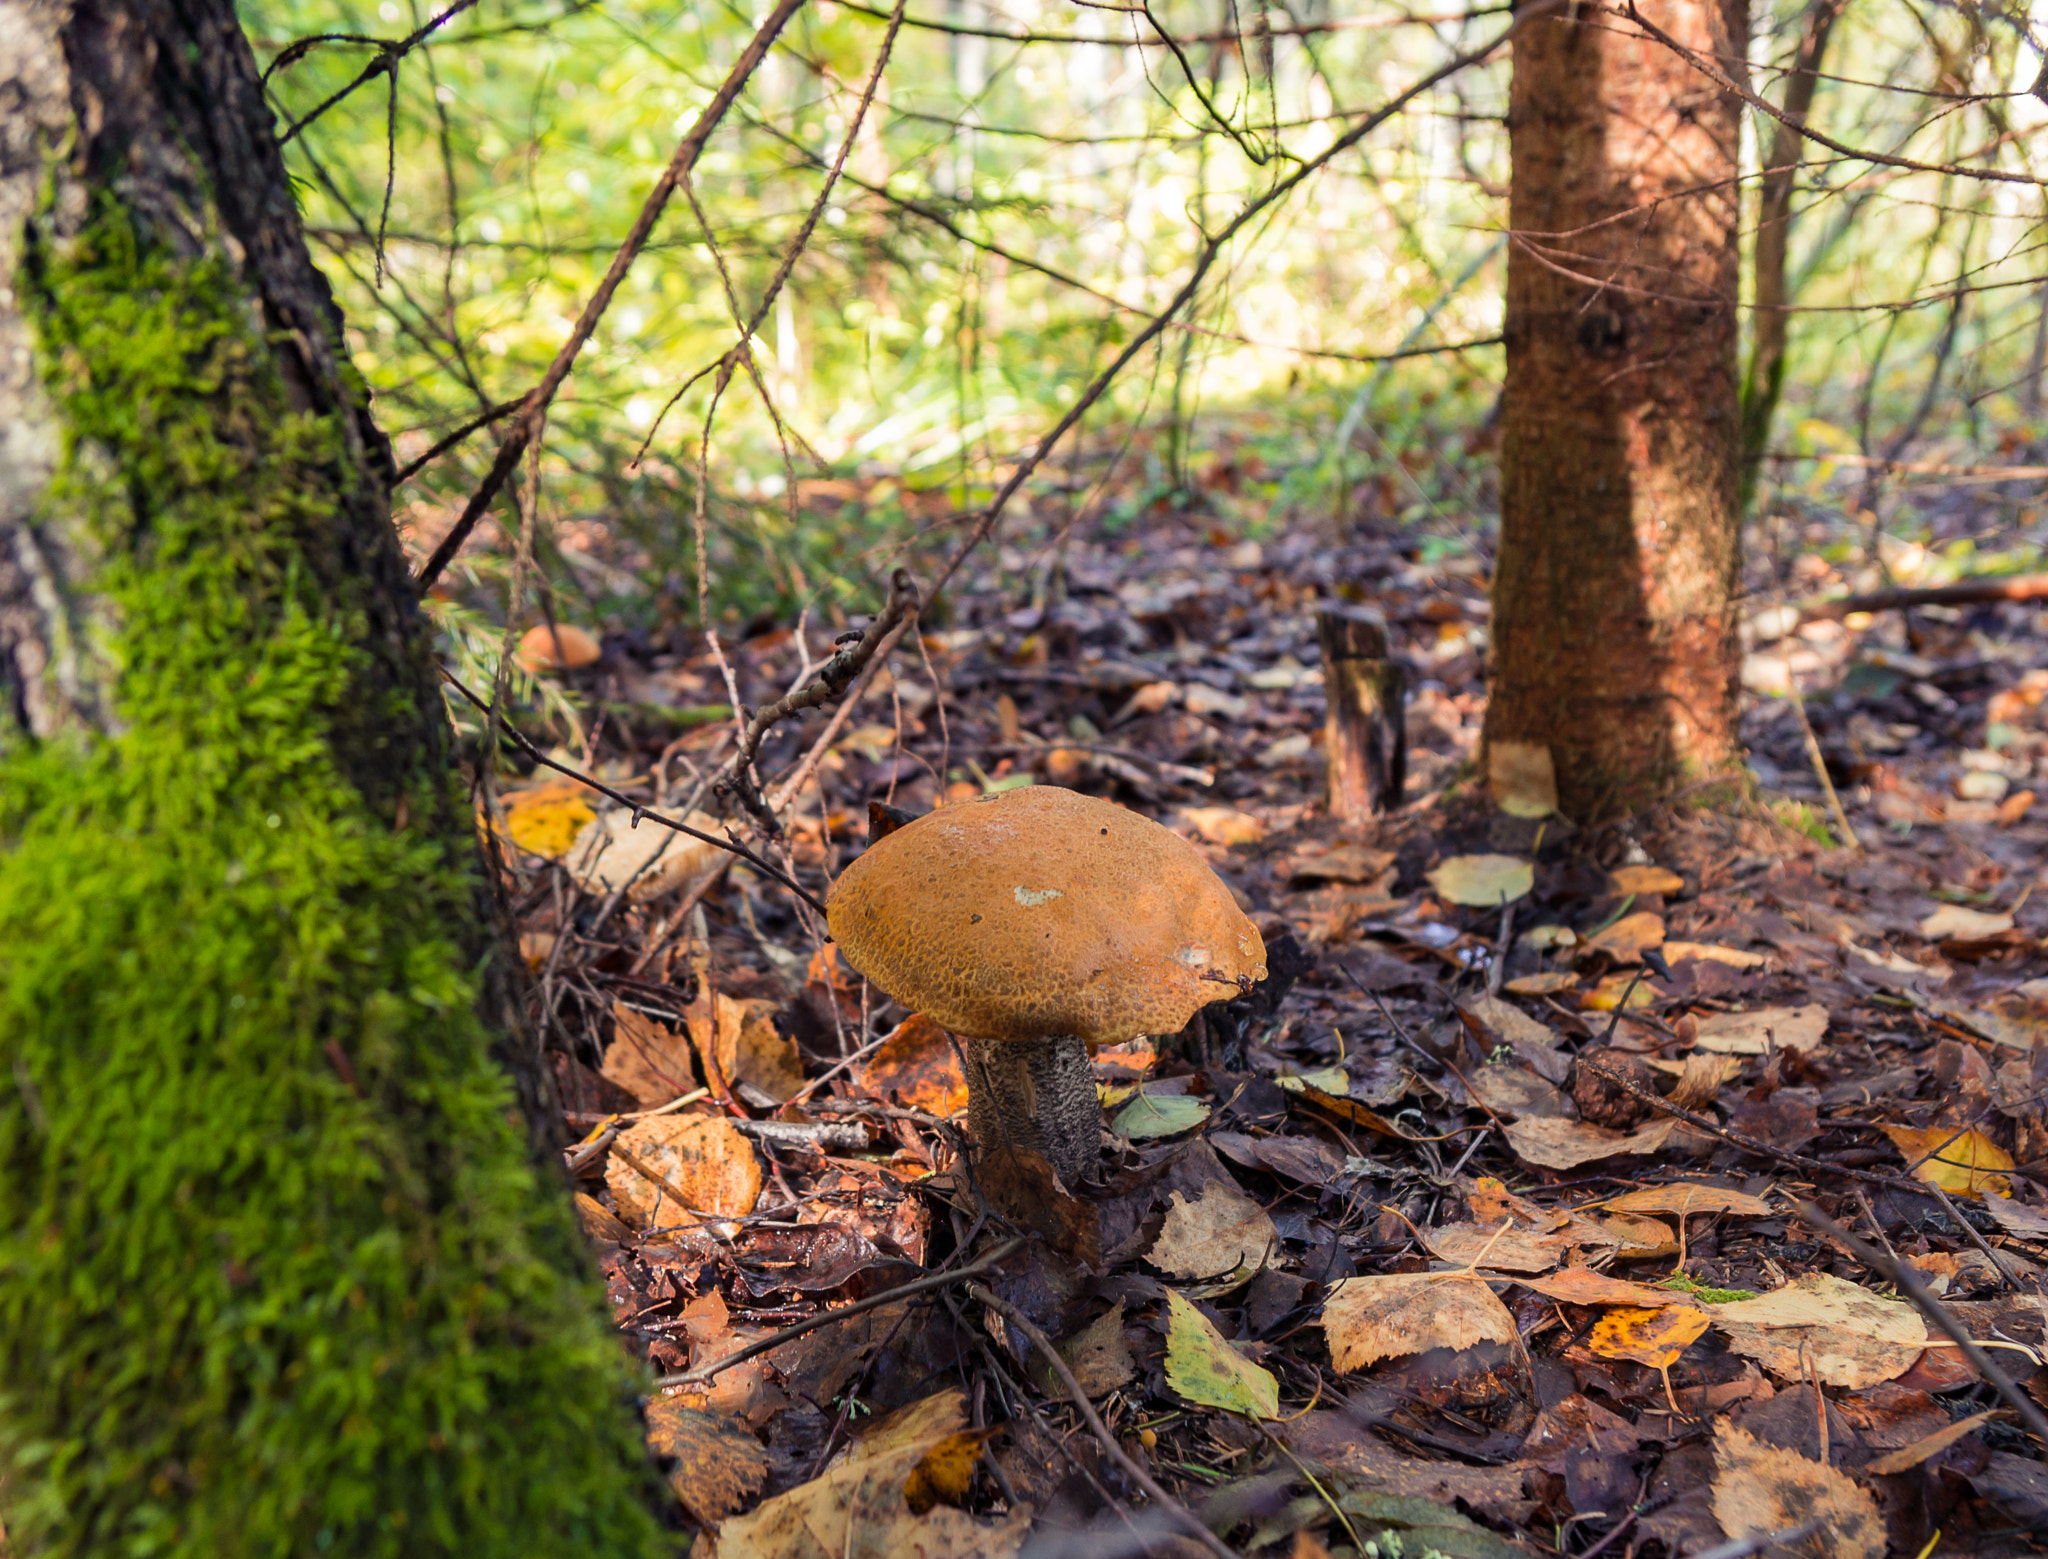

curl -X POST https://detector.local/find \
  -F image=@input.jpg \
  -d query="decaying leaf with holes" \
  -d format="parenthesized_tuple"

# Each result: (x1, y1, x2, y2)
(1321, 1274, 1518, 1372)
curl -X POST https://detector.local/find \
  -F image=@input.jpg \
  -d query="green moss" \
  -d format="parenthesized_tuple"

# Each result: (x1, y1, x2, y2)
(0, 214, 669, 1554)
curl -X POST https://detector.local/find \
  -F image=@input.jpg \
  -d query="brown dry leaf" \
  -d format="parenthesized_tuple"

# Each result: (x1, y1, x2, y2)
(1465, 1176, 1568, 1232)
(1519, 1268, 1696, 1308)
(689, 993, 801, 1103)
(606, 1114, 763, 1226)
(1581, 973, 1660, 1011)
(1419, 1221, 1567, 1274)
(1503, 1115, 1677, 1170)
(1711, 1424, 1883, 1559)
(1863, 1409, 1996, 1475)
(1611, 865, 1685, 896)
(1289, 1529, 1336, 1559)
(644, 1396, 769, 1524)
(1879, 1123, 2015, 1199)
(1179, 806, 1267, 846)
(574, 1192, 633, 1244)
(852, 1012, 969, 1116)
(1580, 1212, 1679, 1259)
(1321, 1274, 1517, 1371)
(1583, 911, 1666, 963)
(1147, 1180, 1279, 1279)
(710, 1436, 1030, 1559)
(1457, 995, 1570, 1084)
(602, 1000, 699, 1107)
(1920, 904, 2015, 940)
(1490, 740, 1558, 818)
(1505, 971, 1580, 997)
(1663, 941, 1769, 968)
(841, 1391, 968, 1463)
(1692, 1004, 1829, 1055)
(1655, 1052, 1739, 1109)
(567, 807, 724, 902)
(1603, 1184, 1772, 1220)
(1057, 1301, 1136, 1396)
(1710, 1273, 1926, 1389)
(1467, 1061, 1574, 1119)
(1590, 1304, 1710, 1369)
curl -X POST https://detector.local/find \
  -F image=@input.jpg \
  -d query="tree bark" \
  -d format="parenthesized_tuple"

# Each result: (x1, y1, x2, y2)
(1485, 0, 1750, 820)
(1739, 0, 1845, 506)
(1317, 607, 1406, 823)
(0, 0, 666, 1551)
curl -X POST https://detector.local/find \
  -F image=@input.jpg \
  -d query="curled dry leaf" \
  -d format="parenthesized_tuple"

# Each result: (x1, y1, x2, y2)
(1710, 1273, 1926, 1389)
(1517, 1268, 1696, 1308)
(1427, 853, 1534, 908)
(1862, 1408, 1997, 1476)
(1055, 1300, 1136, 1397)
(1692, 1003, 1829, 1055)
(1920, 904, 2015, 940)
(644, 1397, 769, 1525)
(1662, 941, 1768, 969)
(1163, 1290, 1279, 1418)
(851, 1012, 969, 1116)
(1879, 1123, 2015, 1199)
(603, 1000, 698, 1107)
(1603, 1184, 1773, 1220)
(1504, 971, 1580, 997)
(1179, 806, 1267, 846)
(691, 992, 804, 1103)
(1582, 911, 1666, 963)
(606, 1114, 763, 1227)
(1321, 1274, 1517, 1372)
(1711, 1424, 1883, 1559)
(1502, 1115, 1678, 1170)
(1420, 1221, 1568, 1274)
(1148, 1180, 1280, 1279)
(1590, 1304, 1710, 1369)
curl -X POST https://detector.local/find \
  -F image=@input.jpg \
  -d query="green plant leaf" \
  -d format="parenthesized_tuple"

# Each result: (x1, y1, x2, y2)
(1111, 1092, 1210, 1141)
(1163, 1291, 1278, 1418)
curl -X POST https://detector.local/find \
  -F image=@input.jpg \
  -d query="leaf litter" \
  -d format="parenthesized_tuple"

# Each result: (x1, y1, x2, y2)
(491, 501, 2048, 1557)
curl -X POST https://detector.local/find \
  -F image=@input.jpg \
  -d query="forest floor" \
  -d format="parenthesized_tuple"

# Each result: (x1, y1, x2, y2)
(485, 478, 2048, 1559)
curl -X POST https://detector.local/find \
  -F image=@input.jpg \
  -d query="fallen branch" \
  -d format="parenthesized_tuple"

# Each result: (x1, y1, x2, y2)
(656, 1237, 1022, 1386)
(1791, 574, 2048, 621)
(967, 1282, 1244, 1559)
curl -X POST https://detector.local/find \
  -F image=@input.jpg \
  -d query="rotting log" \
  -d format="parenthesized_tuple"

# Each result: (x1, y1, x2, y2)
(0, 0, 669, 1550)
(1317, 607, 1407, 822)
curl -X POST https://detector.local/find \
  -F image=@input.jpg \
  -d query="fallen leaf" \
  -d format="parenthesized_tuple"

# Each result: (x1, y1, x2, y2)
(1580, 973, 1661, 1011)
(712, 1424, 1030, 1559)
(1112, 1090, 1211, 1140)
(1180, 806, 1267, 846)
(603, 1000, 699, 1106)
(1982, 1197, 2048, 1241)
(1879, 1123, 2014, 1199)
(1164, 1290, 1279, 1417)
(1657, 1052, 1739, 1110)
(1275, 1065, 1351, 1096)
(1504, 971, 1580, 996)
(502, 783, 597, 858)
(1863, 1408, 1997, 1475)
(1148, 1181, 1280, 1279)
(1466, 1062, 1574, 1120)
(567, 807, 725, 902)
(1428, 854, 1534, 908)
(1662, 941, 1768, 968)
(1321, 1274, 1517, 1371)
(904, 1430, 998, 1513)
(1502, 1115, 1677, 1170)
(841, 1391, 969, 1462)
(1518, 1268, 1696, 1308)
(1420, 1221, 1568, 1273)
(1611, 865, 1685, 896)
(852, 1012, 969, 1116)
(1057, 1301, 1136, 1397)
(1280, 1413, 1533, 1510)
(1583, 911, 1666, 963)
(1465, 1176, 1567, 1232)
(1286, 844, 1396, 886)
(1456, 995, 1569, 1083)
(1692, 1004, 1829, 1055)
(1920, 904, 2015, 940)
(1581, 1212, 1679, 1259)
(1711, 1424, 1883, 1559)
(644, 1397, 769, 1524)
(1602, 1184, 1773, 1220)
(606, 1114, 763, 1227)
(1590, 1304, 1709, 1369)
(1710, 1273, 1926, 1389)
(575, 1192, 633, 1244)
(1489, 740, 1557, 818)
(1112, 679, 1179, 723)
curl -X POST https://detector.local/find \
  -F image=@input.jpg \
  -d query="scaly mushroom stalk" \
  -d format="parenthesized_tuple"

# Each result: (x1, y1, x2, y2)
(826, 786, 1266, 1193)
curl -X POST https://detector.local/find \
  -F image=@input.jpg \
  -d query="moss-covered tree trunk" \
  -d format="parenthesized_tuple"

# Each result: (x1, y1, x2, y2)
(1483, 0, 1750, 820)
(0, 1, 668, 1552)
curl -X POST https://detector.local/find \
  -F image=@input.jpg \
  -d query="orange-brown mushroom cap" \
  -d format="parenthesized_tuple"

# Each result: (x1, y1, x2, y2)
(826, 786, 1267, 1046)
(516, 623, 603, 672)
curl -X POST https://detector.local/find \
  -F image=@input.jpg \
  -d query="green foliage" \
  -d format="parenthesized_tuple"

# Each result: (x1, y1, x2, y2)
(0, 213, 667, 1555)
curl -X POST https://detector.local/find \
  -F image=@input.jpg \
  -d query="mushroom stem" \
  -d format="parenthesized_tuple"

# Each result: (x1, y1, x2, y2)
(964, 1033, 1098, 1190)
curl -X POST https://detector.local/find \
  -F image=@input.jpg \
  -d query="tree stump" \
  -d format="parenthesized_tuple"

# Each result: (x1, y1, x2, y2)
(1318, 608, 1406, 823)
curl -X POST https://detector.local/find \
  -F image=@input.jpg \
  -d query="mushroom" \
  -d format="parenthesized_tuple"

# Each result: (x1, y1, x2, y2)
(516, 622, 602, 672)
(826, 785, 1267, 1188)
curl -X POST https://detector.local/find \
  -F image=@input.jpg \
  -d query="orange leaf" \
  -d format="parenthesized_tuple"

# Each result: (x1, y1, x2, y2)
(1589, 1304, 1709, 1369)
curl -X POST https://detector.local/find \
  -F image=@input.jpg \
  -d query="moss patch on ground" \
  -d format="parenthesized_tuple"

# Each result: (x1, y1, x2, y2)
(0, 213, 668, 1555)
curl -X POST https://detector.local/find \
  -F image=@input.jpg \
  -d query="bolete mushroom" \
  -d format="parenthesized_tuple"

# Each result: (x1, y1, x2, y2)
(516, 622, 602, 672)
(826, 785, 1267, 1188)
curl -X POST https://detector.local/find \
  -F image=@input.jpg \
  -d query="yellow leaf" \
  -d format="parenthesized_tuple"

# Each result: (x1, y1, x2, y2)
(1610, 865, 1685, 896)
(903, 1429, 998, 1513)
(1589, 1304, 1709, 1369)
(1489, 741, 1557, 818)
(1427, 854, 1533, 908)
(1879, 1123, 2014, 1199)
(1583, 911, 1666, 963)
(1164, 1291, 1278, 1417)
(503, 788, 597, 858)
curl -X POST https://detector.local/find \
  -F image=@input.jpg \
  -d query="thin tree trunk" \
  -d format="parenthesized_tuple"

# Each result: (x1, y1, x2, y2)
(1485, 0, 1750, 821)
(0, 0, 666, 1550)
(1740, 0, 1846, 506)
